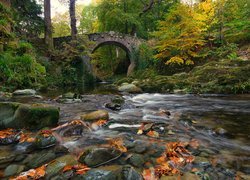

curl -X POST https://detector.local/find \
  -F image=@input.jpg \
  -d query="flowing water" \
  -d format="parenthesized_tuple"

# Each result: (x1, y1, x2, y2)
(1, 90, 250, 178)
(53, 93, 250, 174)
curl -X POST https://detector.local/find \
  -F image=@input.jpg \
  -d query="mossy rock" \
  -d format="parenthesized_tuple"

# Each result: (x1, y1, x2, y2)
(0, 102, 59, 130)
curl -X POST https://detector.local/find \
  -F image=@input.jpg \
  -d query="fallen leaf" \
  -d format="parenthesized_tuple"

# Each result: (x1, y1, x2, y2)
(11, 164, 47, 180)
(109, 138, 127, 152)
(146, 130, 159, 138)
(142, 168, 158, 180)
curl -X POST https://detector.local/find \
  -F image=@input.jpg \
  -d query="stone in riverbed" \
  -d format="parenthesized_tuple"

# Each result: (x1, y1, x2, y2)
(215, 127, 228, 135)
(0, 150, 16, 165)
(13, 89, 36, 96)
(105, 102, 121, 111)
(74, 165, 142, 180)
(80, 110, 109, 122)
(34, 130, 57, 149)
(46, 155, 77, 179)
(118, 83, 142, 93)
(0, 102, 59, 130)
(24, 151, 56, 169)
(128, 154, 145, 168)
(78, 147, 121, 167)
(4, 164, 25, 177)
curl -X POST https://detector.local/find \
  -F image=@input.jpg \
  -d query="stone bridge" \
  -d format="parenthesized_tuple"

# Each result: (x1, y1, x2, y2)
(54, 32, 142, 76)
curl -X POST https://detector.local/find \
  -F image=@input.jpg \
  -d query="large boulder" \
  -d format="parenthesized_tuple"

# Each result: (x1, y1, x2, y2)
(0, 102, 59, 130)
(118, 84, 142, 93)
(13, 89, 36, 96)
(81, 110, 109, 122)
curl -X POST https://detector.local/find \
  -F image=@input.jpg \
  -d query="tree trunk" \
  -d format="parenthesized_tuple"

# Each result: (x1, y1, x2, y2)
(44, 0, 53, 50)
(69, 0, 77, 40)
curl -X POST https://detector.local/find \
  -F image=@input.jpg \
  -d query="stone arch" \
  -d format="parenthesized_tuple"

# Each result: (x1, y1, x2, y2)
(88, 32, 141, 76)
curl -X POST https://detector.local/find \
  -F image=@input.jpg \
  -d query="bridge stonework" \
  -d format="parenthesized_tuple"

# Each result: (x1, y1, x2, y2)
(88, 32, 141, 76)
(53, 32, 142, 76)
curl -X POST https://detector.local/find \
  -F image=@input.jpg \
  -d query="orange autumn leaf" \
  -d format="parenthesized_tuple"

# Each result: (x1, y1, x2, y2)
(109, 138, 127, 153)
(11, 165, 47, 180)
(156, 154, 166, 164)
(62, 165, 73, 173)
(142, 168, 158, 180)
(146, 130, 159, 138)
(93, 119, 107, 127)
(70, 120, 85, 125)
(0, 128, 17, 138)
(62, 164, 90, 175)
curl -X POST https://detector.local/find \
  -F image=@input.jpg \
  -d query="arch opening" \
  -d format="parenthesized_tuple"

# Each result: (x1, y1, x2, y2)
(90, 42, 131, 79)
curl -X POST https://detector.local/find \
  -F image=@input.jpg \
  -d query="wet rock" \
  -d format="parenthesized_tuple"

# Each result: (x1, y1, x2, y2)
(240, 164, 250, 174)
(83, 165, 143, 180)
(59, 99, 82, 104)
(34, 131, 57, 149)
(105, 103, 121, 111)
(111, 96, 125, 104)
(147, 143, 165, 157)
(0, 102, 20, 129)
(160, 175, 179, 180)
(215, 127, 228, 135)
(81, 110, 109, 122)
(46, 155, 77, 179)
(73, 169, 116, 180)
(124, 139, 135, 149)
(78, 148, 121, 167)
(0, 102, 59, 130)
(4, 164, 25, 177)
(120, 165, 143, 180)
(0, 129, 21, 145)
(0, 150, 16, 165)
(133, 140, 148, 154)
(128, 154, 145, 168)
(13, 89, 36, 96)
(182, 173, 200, 179)
(118, 84, 142, 93)
(24, 151, 56, 169)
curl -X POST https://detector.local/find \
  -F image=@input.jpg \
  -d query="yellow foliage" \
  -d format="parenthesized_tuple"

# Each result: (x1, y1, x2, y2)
(154, 1, 216, 65)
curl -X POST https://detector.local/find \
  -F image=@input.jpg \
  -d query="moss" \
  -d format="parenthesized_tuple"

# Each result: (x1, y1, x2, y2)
(120, 58, 250, 94)
(0, 102, 59, 130)
(14, 104, 59, 130)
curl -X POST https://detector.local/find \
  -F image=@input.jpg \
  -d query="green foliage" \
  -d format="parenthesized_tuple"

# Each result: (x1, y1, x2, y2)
(131, 43, 154, 70)
(79, 4, 98, 33)
(221, 0, 250, 43)
(91, 45, 128, 78)
(0, 42, 46, 91)
(0, 2, 14, 44)
(11, 0, 44, 38)
(52, 12, 71, 37)
(95, 0, 177, 38)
